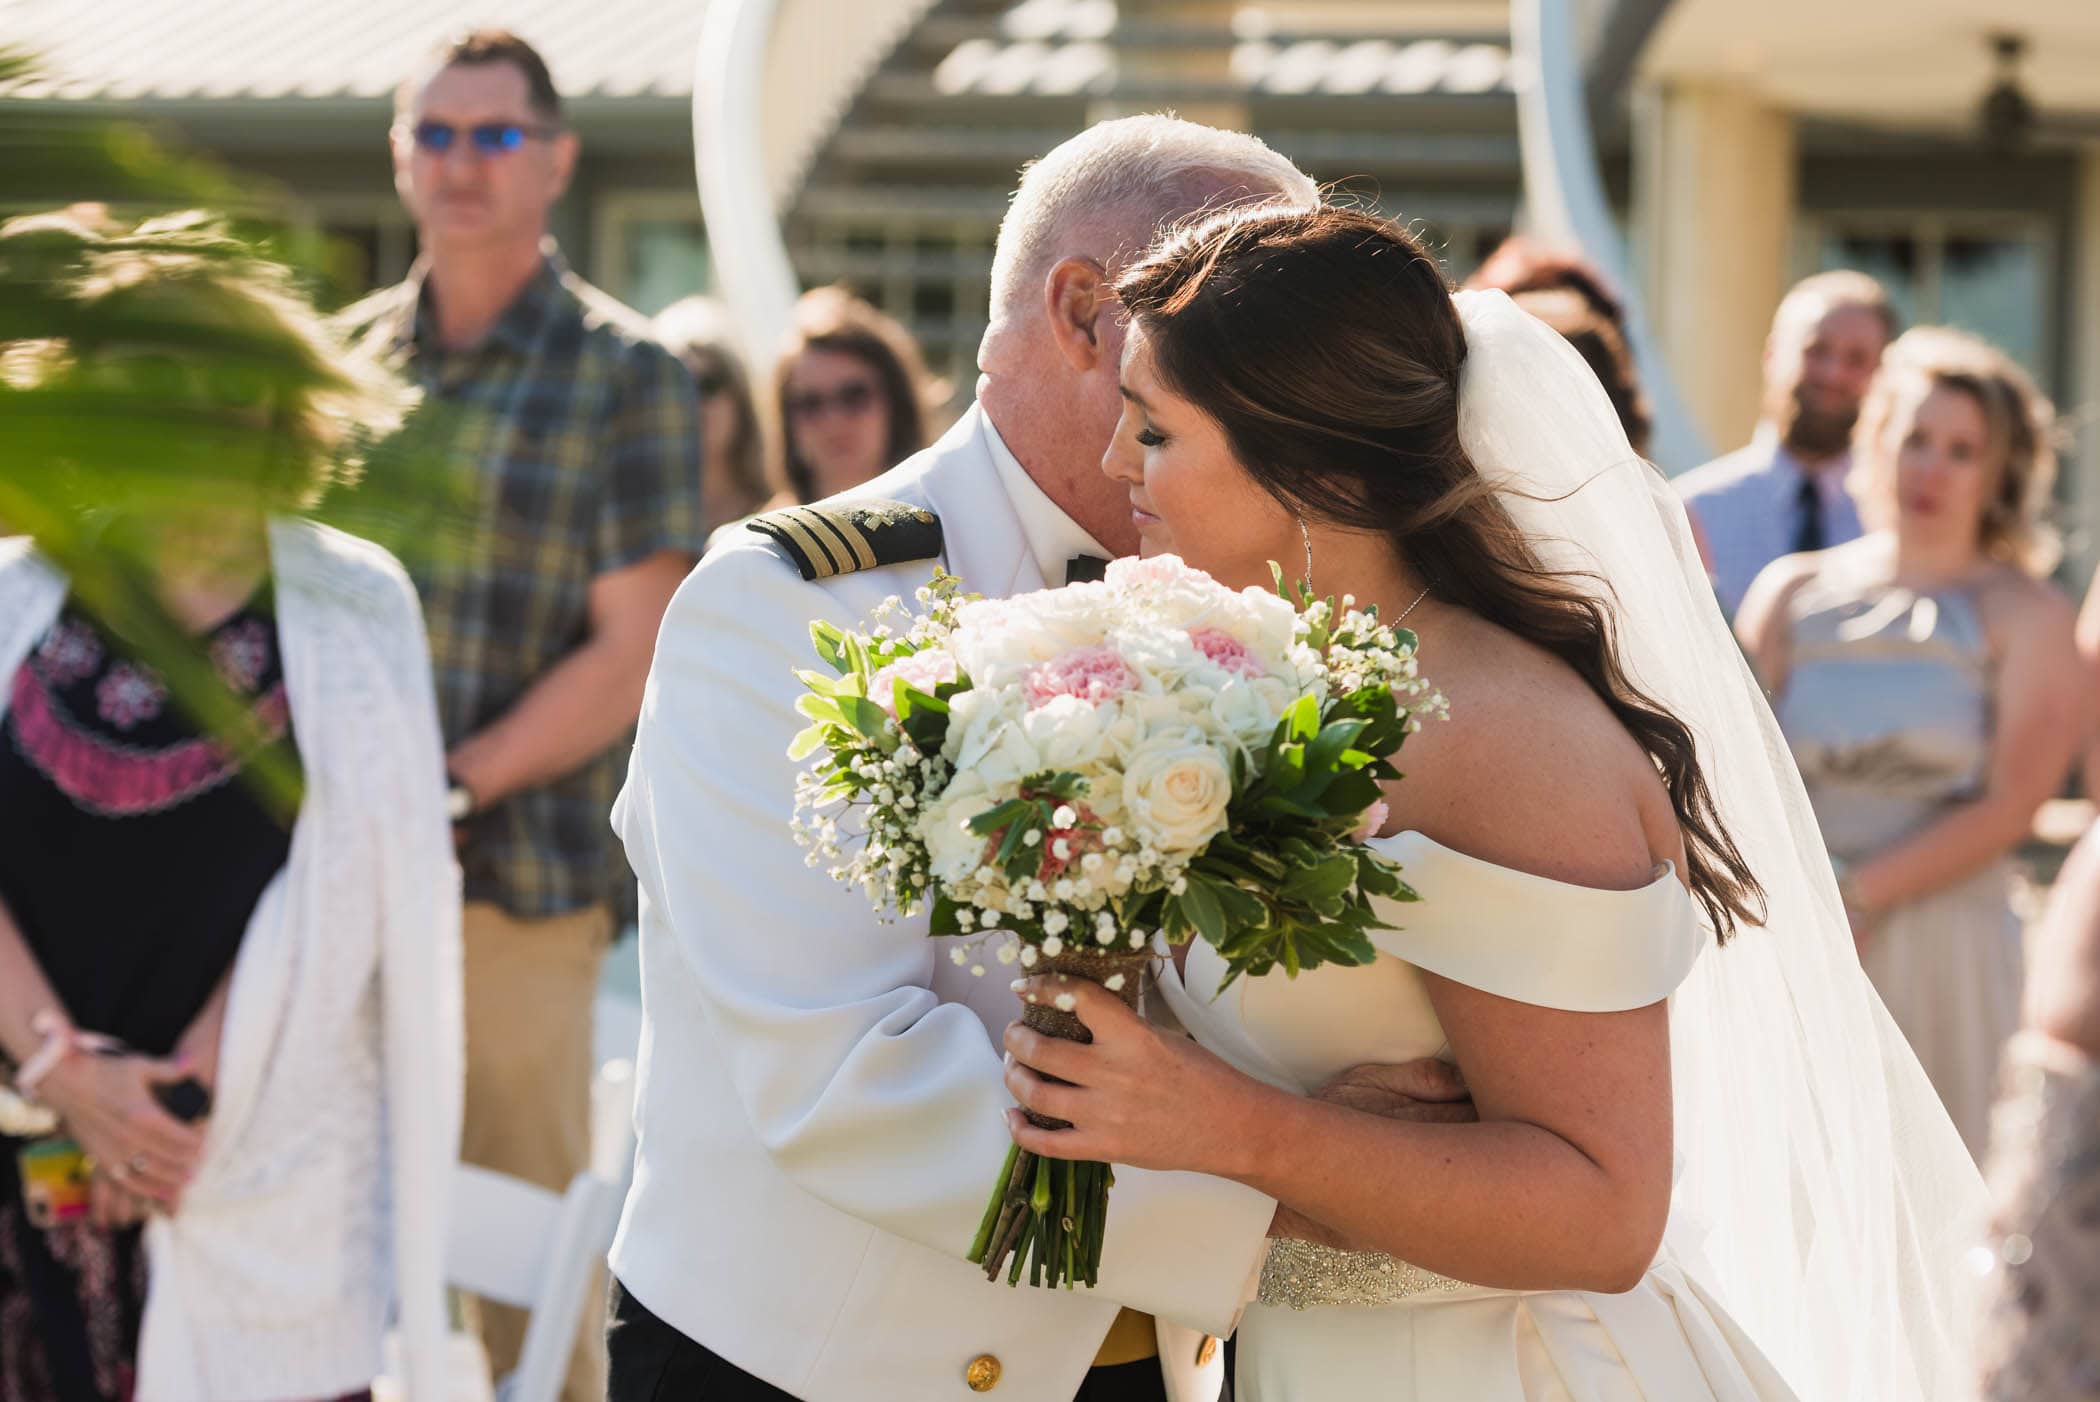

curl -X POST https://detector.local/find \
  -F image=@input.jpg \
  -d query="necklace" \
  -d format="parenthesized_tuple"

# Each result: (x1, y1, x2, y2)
(1396, 584, 1431, 623)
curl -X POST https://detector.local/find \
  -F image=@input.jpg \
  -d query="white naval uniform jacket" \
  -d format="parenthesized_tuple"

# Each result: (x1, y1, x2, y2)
(610, 404, 1276, 1402)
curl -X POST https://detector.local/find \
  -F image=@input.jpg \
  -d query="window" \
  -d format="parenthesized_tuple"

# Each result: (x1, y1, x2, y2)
(1800, 215, 2053, 378)
(294, 196, 417, 308)
(788, 211, 1000, 408)
(594, 193, 711, 317)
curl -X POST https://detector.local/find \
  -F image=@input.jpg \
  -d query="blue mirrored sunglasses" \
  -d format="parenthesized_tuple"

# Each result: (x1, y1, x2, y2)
(407, 120, 562, 154)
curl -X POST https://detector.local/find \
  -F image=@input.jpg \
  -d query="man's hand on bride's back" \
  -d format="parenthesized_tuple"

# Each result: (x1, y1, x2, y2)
(1268, 1060, 1477, 1247)
(1314, 1059, 1475, 1124)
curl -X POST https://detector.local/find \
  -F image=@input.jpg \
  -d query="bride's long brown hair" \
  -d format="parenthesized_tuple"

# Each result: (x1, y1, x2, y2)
(1116, 205, 1763, 940)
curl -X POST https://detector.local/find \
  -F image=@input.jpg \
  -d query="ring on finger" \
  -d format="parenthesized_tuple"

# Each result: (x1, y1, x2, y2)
(127, 1151, 149, 1177)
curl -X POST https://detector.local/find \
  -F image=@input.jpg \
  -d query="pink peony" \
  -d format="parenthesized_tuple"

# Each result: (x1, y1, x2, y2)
(1025, 645, 1138, 709)
(868, 648, 959, 716)
(1188, 626, 1267, 679)
(1106, 553, 1207, 592)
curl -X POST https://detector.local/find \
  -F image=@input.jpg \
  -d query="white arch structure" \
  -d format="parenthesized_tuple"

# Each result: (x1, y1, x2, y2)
(692, 0, 940, 363)
(694, 0, 1708, 467)
(1510, 0, 1708, 469)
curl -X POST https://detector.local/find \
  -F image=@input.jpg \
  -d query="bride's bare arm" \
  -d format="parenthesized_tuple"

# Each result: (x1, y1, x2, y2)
(1005, 976, 1671, 1295)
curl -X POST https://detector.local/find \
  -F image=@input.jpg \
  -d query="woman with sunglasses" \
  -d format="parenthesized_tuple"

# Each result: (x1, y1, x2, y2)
(771, 285, 941, 503)
(0, 212, 458, 1402)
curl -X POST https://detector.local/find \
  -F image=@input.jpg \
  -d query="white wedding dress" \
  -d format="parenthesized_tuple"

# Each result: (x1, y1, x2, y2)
(1158, 831, 1799, 1401)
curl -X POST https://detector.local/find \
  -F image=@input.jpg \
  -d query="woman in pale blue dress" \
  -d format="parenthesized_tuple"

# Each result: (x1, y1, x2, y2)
(1737, 326, 2081, 1159)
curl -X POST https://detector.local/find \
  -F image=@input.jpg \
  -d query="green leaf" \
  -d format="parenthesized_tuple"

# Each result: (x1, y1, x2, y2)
(1179, 879, 1226, 946)
(894, 681, 949, 716)
(835, 694, 898, 751)
(1284, 692, 1320, 744)
(968, 798, 1033, 837)
(795, 668, 845, 700)
(810, 622, 849, 673)
(1282, 854, 1359, 906)
(786, 723, 828, 761)
(1304, 718, 1369, 776)
(794, 694, 845, 727)
(1213, 882, 1268, 931)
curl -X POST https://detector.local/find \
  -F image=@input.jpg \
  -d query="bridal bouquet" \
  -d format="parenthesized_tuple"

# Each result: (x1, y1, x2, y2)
(789, 554, 1444, 1288)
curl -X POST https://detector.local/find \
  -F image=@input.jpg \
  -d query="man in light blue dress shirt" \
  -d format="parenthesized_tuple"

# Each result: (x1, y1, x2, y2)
(1675, 271, 1896, 618)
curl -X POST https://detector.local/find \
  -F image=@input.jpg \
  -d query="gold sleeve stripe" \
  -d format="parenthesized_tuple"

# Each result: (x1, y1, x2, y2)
(767, 511, 843, 577)
(797, 508, 878, 573)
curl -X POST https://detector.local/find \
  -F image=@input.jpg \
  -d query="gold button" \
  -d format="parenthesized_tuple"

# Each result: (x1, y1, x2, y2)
(965, 1354, 1001, 1392)
(1195, 1335, 1220, 1367)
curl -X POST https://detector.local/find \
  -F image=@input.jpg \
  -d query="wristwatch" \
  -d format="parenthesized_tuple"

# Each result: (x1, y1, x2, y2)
(445, 776, 476, 824)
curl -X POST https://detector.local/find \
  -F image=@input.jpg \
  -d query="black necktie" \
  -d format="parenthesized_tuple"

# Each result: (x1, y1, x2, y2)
(1065, 554, 1110, 584)
(1792, 475, 1824, 555)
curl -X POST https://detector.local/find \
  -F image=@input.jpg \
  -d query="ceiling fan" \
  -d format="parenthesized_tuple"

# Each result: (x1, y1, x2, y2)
(1977, 32, 2100, 148)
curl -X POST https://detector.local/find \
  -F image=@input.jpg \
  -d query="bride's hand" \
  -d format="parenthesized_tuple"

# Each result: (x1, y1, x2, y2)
(1003, 975, 1264, 1176)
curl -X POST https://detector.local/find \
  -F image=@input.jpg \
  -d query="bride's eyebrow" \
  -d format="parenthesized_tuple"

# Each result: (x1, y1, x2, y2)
(1118, 383, 1152, 409)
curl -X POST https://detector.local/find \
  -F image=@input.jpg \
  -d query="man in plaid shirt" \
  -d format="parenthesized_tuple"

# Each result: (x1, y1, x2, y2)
(341, 29, 701, 1402)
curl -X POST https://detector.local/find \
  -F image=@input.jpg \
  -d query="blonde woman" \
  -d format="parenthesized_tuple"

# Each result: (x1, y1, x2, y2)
(1738, 327, 2081, 1158)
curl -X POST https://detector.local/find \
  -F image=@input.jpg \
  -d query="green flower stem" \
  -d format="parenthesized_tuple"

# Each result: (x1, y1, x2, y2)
(969, 1141, 1023, 1263)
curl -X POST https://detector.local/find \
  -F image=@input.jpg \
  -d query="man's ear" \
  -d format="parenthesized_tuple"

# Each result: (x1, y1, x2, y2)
(548, 130, 580, 201)
(1043, 256, 1109, 375)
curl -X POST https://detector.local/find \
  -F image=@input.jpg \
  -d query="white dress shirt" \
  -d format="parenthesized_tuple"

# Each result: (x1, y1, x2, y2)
(984, 414, 1111, 585)
(1673, 425, 1863, 618)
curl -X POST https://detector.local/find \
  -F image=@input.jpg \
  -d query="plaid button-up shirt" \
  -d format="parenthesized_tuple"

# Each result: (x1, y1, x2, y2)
(340, 245, 703, 919)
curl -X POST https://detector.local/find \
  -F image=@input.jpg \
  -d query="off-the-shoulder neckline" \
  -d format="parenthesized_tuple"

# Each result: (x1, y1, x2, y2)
(1371, 829, 1685, 900)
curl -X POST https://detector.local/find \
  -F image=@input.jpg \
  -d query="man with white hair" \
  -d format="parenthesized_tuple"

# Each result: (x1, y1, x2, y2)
(605, 118, 1315, 1402)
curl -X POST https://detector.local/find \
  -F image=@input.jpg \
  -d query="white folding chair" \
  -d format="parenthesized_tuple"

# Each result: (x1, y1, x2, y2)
(446, 1164, 623, 1402)
(589, 1056, 638, 1190)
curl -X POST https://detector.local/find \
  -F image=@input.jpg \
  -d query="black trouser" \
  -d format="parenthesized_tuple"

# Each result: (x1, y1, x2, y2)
(608, 1279, 1171, 1402)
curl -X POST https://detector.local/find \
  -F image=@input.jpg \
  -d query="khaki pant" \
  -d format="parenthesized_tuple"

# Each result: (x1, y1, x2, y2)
(460, 900, 614, 1402)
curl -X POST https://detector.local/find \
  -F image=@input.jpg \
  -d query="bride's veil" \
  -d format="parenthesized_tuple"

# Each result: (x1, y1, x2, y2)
(1451, 288, 1986, 1400)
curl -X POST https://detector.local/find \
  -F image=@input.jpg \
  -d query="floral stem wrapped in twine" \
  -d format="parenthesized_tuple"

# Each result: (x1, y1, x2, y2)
(969, 948, 1149, 1285)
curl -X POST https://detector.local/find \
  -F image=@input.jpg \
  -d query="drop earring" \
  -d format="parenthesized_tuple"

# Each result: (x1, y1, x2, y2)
(1298, 516, 1314, 595)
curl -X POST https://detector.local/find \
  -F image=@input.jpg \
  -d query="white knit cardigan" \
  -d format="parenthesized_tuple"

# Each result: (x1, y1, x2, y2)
(0, 521, 462, 1402)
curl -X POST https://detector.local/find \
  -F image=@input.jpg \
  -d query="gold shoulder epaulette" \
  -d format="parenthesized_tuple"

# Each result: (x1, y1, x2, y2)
(746, 498, 944, 581)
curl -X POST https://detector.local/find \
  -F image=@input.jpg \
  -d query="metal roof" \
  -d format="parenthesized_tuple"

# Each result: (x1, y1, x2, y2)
(2, 0, 708, 103)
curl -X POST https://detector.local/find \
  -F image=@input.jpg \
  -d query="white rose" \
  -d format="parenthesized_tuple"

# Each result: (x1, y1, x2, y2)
(1122, 733, 1234, 854)
(953, 684, 1033, 784)
(1229, 586, 1302, 665)
(919, 770, 995, 882)
(1019, 693, 1108, 770)
(1208, 676, 1295, 752)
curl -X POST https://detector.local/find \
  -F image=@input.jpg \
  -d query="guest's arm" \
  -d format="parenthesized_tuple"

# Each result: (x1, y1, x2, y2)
(1732, 552, 1820, 695)
(2074, 570, 2100, 807)
(172, 968, 231, 1092)
(0, 897, 201, 1205)
(447, 345, 701, 809)
(1846, 580, 2081, 916)
(444, 547, 690, 807)
(2026, 820, 2100, 1059)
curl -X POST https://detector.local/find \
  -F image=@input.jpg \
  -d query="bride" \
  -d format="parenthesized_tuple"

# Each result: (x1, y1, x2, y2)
(1000, 205, 1985, 1400)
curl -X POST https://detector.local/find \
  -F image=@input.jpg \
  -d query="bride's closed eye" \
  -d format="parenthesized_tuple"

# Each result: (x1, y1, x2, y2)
(1136, 426, 1167, 447)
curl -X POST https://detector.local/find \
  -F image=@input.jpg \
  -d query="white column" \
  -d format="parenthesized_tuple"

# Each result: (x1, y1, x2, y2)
(1633, 79, 1797, 455)
(2071, 146, 2100, 582)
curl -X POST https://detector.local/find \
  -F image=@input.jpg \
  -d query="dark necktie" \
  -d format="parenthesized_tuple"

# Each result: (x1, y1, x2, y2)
(1792, 474, 1824, 555)
(1065, 554, 1110, 584)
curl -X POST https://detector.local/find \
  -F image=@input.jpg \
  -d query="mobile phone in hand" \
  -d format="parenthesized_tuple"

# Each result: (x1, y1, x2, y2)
(153, 1077, 212, 1124)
